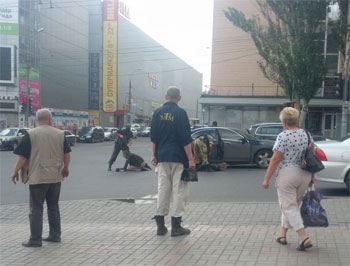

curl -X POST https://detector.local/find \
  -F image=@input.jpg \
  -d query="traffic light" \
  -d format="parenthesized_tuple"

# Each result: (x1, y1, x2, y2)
(283, 102, 295, 108)
(20, 97, 27, 113)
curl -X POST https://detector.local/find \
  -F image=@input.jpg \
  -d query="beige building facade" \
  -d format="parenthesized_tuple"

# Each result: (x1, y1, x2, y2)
(200, 0, 346, 140)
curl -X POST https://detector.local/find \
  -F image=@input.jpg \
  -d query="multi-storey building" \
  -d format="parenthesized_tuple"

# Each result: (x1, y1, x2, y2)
(0, 0, 202, 129)
(201, 0, 348, 140)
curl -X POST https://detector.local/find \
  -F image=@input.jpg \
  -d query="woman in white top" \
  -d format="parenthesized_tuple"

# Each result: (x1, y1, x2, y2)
(263, 107, 315, 251)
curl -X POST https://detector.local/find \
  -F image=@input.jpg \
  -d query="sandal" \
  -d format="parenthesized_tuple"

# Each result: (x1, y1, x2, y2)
(276, 236, 287, 245)
(296, 237, 312, 251)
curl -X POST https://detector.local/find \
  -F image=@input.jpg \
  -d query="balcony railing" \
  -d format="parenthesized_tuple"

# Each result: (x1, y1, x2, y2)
(203, 84, 341, 99)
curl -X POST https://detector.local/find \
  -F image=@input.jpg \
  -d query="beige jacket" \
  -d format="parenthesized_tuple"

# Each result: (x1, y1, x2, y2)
(27, 125, 65, 185)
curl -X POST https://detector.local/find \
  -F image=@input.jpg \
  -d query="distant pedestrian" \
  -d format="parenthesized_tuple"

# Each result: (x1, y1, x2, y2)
(115, 149, 152, 172)
(263, 107, 314, 251)
(108, 125, 133, 171)
(212, 121, 217, 127)
(10, 108, 71, 247)
(151, 86, 195, 236)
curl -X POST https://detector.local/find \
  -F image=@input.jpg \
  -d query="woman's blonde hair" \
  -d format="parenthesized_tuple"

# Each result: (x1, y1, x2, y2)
(279, 107, 299, 126)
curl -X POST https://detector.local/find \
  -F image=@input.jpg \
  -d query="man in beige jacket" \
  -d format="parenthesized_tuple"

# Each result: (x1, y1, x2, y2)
(11, 108, 71, 247)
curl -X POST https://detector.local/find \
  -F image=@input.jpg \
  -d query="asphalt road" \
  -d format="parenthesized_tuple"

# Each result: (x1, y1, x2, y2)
(0, 137, 348, 205)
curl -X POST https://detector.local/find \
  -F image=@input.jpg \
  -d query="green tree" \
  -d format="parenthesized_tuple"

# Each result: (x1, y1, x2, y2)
(330, 0, 348, 62)
(224, 0, 330, 127)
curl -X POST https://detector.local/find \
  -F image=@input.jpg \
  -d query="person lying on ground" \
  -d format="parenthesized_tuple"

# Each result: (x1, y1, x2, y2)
(115, 149, 152, 172)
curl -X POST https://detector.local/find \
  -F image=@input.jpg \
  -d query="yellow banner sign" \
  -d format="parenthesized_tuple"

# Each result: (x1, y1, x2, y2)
(102, 0, 118, 113)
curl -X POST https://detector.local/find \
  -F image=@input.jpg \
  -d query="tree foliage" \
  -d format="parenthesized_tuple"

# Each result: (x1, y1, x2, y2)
(224, 0, 330, 122)
(330, 0, 349, 66)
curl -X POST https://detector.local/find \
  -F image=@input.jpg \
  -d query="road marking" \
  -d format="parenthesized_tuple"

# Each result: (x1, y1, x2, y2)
(135, 194, 158, 204)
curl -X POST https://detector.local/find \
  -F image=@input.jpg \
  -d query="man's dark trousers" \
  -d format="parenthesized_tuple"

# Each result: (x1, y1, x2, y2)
(29, 182, 61, 242)
(108, 141, 123, 167)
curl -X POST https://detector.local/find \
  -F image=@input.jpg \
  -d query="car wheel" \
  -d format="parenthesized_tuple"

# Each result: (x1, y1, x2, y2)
(345, 172, 350, 192)
(254, 149, 272, 168)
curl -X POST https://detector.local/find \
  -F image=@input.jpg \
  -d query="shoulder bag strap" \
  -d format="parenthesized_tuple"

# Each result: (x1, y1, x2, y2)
(305, 130, 311, 146)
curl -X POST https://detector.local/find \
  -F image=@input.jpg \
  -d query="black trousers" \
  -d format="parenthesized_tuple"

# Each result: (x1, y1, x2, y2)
(29, 182, 61, 242)
(108, 142, 122, 166)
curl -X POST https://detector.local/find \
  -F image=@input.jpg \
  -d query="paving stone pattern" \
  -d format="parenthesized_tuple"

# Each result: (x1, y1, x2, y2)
(0, 199, 349, 266)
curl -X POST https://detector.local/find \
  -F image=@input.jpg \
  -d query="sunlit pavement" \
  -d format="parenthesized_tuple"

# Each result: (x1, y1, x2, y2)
(1, 198, 349, 266)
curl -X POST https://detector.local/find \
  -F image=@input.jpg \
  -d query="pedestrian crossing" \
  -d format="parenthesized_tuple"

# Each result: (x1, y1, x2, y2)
(135, 194, 158, 204)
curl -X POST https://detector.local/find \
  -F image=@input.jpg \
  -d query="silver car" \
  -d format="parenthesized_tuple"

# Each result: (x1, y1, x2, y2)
(0, 127, 29, 151)
(315, 138, 350, 192)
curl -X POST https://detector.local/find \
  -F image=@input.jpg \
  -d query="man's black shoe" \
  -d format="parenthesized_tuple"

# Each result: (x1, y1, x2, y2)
(22, 240, 42, 247)
(43, 236, 61, 243)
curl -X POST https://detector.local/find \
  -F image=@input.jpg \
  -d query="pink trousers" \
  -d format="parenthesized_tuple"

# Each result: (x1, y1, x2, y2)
(275, 166, 312, 231)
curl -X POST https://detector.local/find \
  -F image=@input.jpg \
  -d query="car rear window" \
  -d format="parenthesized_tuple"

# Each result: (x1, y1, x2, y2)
(256, 126, 282, 135)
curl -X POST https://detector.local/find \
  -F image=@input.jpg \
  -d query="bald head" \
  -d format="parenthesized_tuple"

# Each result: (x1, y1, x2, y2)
(165, 86, 181, 103)
(36, 108, 53, 125)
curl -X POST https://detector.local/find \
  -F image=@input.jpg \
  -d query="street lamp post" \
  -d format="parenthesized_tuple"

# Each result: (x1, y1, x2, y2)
(127, 68, 142, 125)
(25, 64, 30, 127)
(341, 1, 350, 137)
(128, 79, 132, 124)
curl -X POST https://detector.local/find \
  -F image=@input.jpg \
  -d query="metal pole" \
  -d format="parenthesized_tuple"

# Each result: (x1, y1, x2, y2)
(25, 64, 30, 127)
(341, 1, 350, 137)
(128, 79, 132, 124)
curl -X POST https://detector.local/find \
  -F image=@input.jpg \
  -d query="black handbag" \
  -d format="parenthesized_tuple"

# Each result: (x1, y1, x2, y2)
(300, 131, 325, 173)
(301, 187, 329, 227)
(181, 168, 198, 182)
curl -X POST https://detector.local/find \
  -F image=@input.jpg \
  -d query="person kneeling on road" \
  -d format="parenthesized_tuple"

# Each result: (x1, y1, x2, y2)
(115, 149, 152, 172)
(193, 134, 227, 172)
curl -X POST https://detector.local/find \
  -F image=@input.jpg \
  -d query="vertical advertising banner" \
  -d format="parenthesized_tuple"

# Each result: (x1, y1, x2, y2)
(88, 53, 100, 110)
(19, 64, 41, 111)
(102, 0, 118, 113)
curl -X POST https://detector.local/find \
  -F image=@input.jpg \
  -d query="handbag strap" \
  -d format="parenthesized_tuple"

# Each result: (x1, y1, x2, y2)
(305, 130, 311, 146)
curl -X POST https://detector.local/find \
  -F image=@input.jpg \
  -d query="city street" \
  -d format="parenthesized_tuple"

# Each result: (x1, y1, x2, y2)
(0, 137, 348, 205)
(1, 137, 349, 266)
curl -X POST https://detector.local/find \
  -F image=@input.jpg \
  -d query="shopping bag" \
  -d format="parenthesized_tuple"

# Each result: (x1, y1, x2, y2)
(300, 188, 329, 227)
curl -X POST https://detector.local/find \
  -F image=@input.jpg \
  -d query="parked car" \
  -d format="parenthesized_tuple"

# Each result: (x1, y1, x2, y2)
(191, 127, 273, 168)
(247, 122, 327, 142)
(315, 138, 350, 192)
(139, 127, 151, 137)
(64, 130, 76, 146)
(131, 123, 141, 131)
(0, 127, 29, 151)
(77, 126, 104, 143)
(130, 127, 138, 139)
(104, 127, 118, 141)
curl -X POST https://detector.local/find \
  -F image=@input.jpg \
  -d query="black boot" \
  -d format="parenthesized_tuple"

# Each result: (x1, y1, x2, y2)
(171, 216, 190, 237)
(145, 163, 152, 170)
(108, 163, 112, 171)
(153, 215, 168, 235)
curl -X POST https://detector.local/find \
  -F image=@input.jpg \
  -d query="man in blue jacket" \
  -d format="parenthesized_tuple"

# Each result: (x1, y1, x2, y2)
(150, 86, 195, 237)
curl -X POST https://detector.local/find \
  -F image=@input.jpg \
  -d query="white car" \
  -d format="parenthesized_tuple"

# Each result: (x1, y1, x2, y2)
(315, 138, 350, 192)
(103, 127, 118, 141)
(140, 127, 151, 137)
(130, 127, 138, 139)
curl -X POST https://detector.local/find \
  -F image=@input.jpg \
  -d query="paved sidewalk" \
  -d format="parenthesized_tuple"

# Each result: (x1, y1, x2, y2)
(0, 198, 349, 266)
